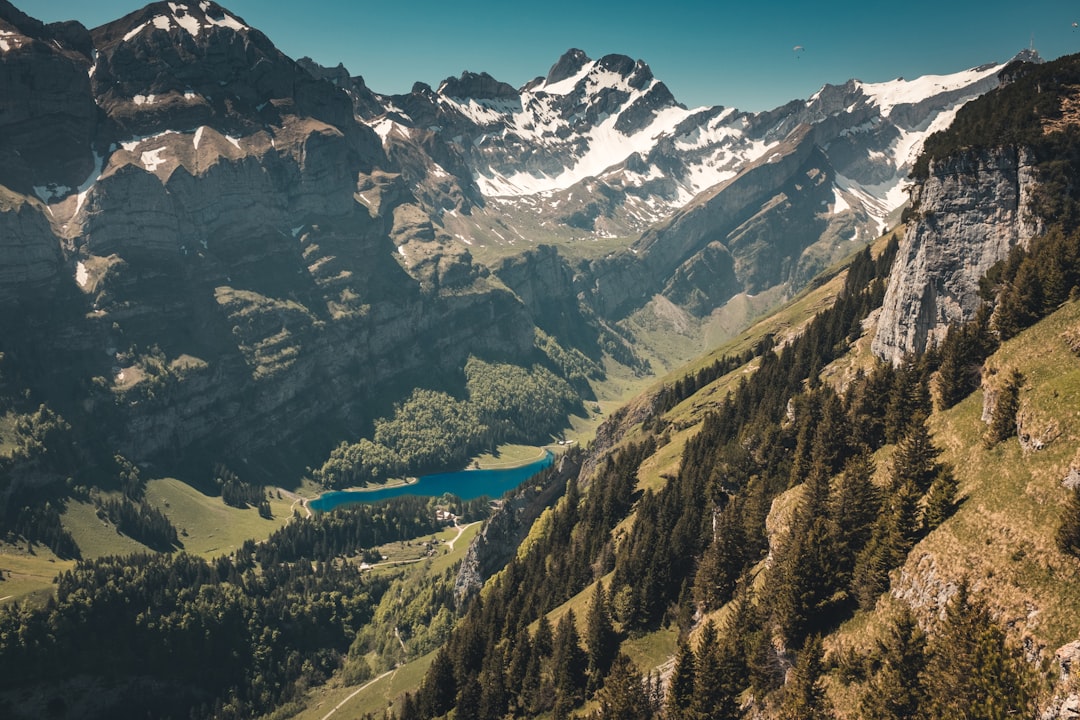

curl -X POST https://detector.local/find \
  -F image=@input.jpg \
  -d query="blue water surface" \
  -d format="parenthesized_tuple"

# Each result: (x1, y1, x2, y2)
(308, 450, 555, 512)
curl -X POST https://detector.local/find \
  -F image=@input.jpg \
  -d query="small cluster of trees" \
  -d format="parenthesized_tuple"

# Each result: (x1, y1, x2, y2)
(984, 227, 1080, 341)
(253, 495, 448, 565)
(315, 358, 579, 488)
(3, 501, 80, 559)
(95, 496, 179, 551)
(855, 588, 1037, 719)
(217, 466, 270, 516)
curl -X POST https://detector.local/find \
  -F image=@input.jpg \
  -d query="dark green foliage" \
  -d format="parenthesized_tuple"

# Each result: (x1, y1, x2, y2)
(935, 307, 998, 410)
(921, 583, 1038, 720)
(9, 404, 76, 471)
(778, 635, 832, 720)
(420, 648, 456, 718)
(96, 495, 180, 551)
(1056, 483, 1080, 558)
(884, 360, 933, 444)
(0, 550, 389, 720)
(987, 228, 1080, 340)
(4, 500, 80, 559)
(829, 452, 881, 562)
(254, 495, 446, 565)
(923, 467, 960, 532)
(852, 480, 921, 611)
(859, 608, 928, 720)
(690, 620, 742, 720)
(892, 413, 942, 494)
(985, 370, 1023, 447)
(590, 653, 655, 720)
(115, 454, 145, 499)
(552, 609, 588, 714)
(666, 638, 697, 720)
(585, 581, 619, 683)
(217, 465, 266, 509)
(315, 359, 579, 487)
(692, 499, 747, 611)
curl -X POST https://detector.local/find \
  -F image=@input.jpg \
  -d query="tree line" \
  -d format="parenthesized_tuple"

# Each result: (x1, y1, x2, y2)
(314, 357, 580, 488)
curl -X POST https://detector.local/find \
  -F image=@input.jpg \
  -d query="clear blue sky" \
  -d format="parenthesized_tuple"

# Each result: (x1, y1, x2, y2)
(15, 0, 1080, 111)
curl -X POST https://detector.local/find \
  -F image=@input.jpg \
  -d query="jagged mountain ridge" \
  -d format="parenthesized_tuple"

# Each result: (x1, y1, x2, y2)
(0, 0, 1027, 492)
(312, 47, 1021, 321)
(339, 47, 1011, 236)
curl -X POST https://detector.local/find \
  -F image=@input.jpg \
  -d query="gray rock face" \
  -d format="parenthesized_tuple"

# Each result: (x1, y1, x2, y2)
(454, 452, 579, 603)
(872, 146, 1043, 363)
(0, 3, 96, 193)
(0, 194, 62, 302)
(544, 48, 590, 85)
(438, 71, 518, 101)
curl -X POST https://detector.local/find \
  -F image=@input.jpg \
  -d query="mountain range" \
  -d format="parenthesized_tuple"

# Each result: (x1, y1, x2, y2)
(5, 2, 1080, 718)
(0, 0, 1031, 492)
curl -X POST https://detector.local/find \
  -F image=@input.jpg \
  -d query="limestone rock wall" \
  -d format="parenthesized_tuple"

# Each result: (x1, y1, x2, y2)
(872, 146, 1043, 363)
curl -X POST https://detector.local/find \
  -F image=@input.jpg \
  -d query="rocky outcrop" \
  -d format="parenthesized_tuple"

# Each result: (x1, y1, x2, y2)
(0, 193, 62, 302)
(0, 2, 96, 194)
(1039, 642, 1080, 719)
(872, 146, 1043, 363)
(582, 126, 830, 318)
(438, 71, 518, 101)
(454, 452, 579, 603)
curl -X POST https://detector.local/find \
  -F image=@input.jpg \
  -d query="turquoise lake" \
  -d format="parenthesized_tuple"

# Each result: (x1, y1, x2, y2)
(308, 450, 555, 512)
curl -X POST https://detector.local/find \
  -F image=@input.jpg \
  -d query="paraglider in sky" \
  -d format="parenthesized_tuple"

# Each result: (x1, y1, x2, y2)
(793, 45, 804, 59)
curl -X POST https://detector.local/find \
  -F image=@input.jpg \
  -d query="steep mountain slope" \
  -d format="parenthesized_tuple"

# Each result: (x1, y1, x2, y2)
(0, 0, 1021, 508)
(332, 48, 1016, 326)
(0, 0, 548, 500)
(337, 52, 1080, 720)
(3, 19, 1080, 717)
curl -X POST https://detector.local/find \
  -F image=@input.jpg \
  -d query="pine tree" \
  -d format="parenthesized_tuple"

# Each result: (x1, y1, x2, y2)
(690, 620, 740, 720)
(859, 607, 928, 720)
(922, 583, 1037, 720)
(591, 653, 653, 720)
(1056, 483, 1080, 558)
(777, 635, 832, 720)
(693, 500, 746, 611)
(922, 466, 959, 532)
(985, 370, 1023, 447)
(552, 610, 587, 713)
(892, 413, 941, 493)
(665, 637, 696, 720)
(829, 451, 880, 563)
(421, 647, 456, 718)
(852, 481, 920, 610)
(585, 582, 618, 684)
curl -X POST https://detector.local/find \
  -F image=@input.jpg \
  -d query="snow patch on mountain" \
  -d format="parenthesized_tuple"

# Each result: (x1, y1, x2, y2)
(541, 61, 597, 95)
(858, 62, 1004, 117)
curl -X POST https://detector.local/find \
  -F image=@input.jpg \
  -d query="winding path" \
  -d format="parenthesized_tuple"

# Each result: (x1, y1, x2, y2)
(444, 521, 480, 551)
(319, 668, 396, 720)
(276, 488, 313, 519)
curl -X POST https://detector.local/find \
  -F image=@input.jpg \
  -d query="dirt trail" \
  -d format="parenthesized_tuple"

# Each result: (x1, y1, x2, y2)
(276, 488, 313, 519)
(319, 668, 396, 720)
(444, 521, 480, 551)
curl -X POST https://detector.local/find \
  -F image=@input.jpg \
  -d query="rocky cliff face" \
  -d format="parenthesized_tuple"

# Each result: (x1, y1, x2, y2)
(326, 46, 1015, 335)
(872, 146, 1043, 362)
(0, 0, 1029, 485)
(0, 1, 540, 483)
